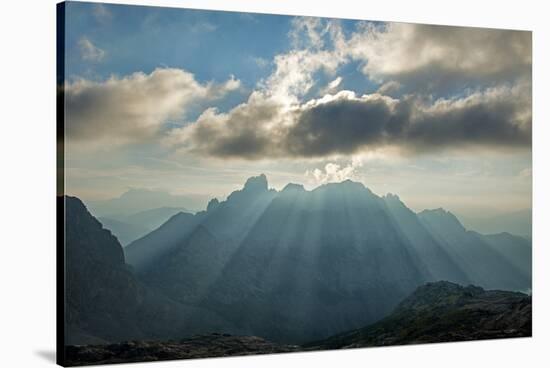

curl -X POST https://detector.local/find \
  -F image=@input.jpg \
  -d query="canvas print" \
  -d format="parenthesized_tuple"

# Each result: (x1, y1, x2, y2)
(56, 1, 532, 366)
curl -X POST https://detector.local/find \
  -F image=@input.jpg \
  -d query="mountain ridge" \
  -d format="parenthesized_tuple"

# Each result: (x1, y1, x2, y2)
(305, 281, 531, 349)
(63, 196, 240, 346)
(122, 175, 530, 343)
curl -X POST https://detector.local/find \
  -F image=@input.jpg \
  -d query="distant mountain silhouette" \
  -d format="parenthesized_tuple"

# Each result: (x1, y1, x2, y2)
(125, 207, 189, 229)
(383, 195, 470, 284)
(481, 232, 532, 280)
(418, 209, 531, 291)
(457, 209, 531, 238)
(97, 216, 150, 246)
(63, 196, 238, 346)
(99, 207, 189, 245)
(306, 281, 531, 349)
(86, 189, 207, 217)
(123, 175, 531, 343)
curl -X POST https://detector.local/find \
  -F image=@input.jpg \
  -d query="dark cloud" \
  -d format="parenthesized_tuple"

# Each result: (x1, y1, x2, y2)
(406, 93, 531, 151)
(175, 86, 531, 159)
(285, 96, 399, 156)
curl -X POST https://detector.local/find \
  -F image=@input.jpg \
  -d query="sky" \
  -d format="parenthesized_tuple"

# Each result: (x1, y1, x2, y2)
(61, 1, 532, 217)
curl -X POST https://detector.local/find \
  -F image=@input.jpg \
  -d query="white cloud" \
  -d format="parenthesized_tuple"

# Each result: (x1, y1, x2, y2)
(93, 4, 113, 24)
(189, 22, 218, 33)
(306, 157, 364, 184)
(263, 48, 345, 104)
(261, 17, 348, 105)
(346, 23, 531, 86)
(320, 76, 343, 95)
(251, 56, 270, 68)
(263, 20, 532, 94)
(290, 17, 326, 49)
(78, 37, 106, 62)
(65, 68, 240, 144)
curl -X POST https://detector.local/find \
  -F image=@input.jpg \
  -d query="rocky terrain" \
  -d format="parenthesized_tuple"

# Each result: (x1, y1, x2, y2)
(63, 196, 237, 346)
(63, 281, 531, 365)
(64, 334, 298, 366)
(306, 281, 532, 350)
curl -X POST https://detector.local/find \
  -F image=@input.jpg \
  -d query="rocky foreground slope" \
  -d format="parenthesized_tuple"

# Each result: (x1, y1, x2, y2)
(64, 281, 531, 366)
(305, 281, 531, 349)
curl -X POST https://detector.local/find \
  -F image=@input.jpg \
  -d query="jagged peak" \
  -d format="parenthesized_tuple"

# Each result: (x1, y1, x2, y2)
(243, 174, 268, 192)
(65, 194, 86, 209)
(282, 183, 305, 192)
(384, 193, 401, 201)
(207, 198, 220, 211)
(341, 179, 364, 186)
(418, 208, 466, 231)
(419, 207, 454, 216)
(65, 195, 99, 221)
(319, 179, 368, 190)
(383, 193, 409, 211)
(162, 211, 194, 226)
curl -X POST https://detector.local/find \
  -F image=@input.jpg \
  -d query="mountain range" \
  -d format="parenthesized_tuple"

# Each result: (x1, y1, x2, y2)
(122, 175, 531, 343)
(457, 209, 532, 239)
(61, 173, 532, 363)
(98, 207, 189, 245)
(86, 188, 207, 217)
(64, 196, 242, 346)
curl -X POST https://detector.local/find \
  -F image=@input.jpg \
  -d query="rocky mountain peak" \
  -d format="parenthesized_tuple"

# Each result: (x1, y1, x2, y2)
(243, 174, 268, 192)
(207, 198, 220, 211)
(282, 183, 305, 193)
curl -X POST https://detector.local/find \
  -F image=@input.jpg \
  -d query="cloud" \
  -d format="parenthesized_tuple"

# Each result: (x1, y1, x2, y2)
(376, 80, 401, 95)
(67, 16, 531, 163)
(320, 76, 343, 95)
(189, 22, 218, 33)
(78, 37, 106, 62)
(251, 56, 270, 68)
(263, 48, 345, 104)
(290, 17, 328, 49)
(347, 23, 531, 90)
(261, 17, 348, 104)
(65, 68, 240, 144)
(93, 4, 113, 24)
(281, 19, 532, 94)
(165, 91, 283, 159)
(167, 19, 531, 160)
(306, 158, 363, 184)
(171, 84, 531, 159)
